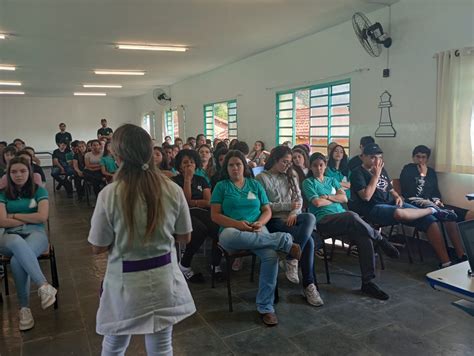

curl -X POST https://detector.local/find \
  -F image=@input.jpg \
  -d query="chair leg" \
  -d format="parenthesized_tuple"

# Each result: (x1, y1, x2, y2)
(401, 225, 414, 264)
(414, 229, 424, 262)
(250, 255, 256, 283)
(3, 262, 9, 296)
(50, 248, 59, 289)
(274, 281, 279, 304)
(226, 256, 233, 312)
(322, 240, 330, 284)
(376, 245, 385, 270)
(440, 222, 451, 259)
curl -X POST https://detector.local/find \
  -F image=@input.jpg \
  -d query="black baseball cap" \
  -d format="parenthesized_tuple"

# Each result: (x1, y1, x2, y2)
(363, 143, 383, 155)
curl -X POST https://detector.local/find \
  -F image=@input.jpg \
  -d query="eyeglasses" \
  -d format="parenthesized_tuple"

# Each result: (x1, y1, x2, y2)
(280, 160, 292, 166)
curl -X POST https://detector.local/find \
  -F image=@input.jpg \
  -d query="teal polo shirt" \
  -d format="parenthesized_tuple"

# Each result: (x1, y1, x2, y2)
(325, 166, 351, 199)
(211, 178, 269, 224)
(302, 176, 345, 221)
(0, 186, 48, 214)
(195, 168, 211, 185)
(100, 155, 118, 173)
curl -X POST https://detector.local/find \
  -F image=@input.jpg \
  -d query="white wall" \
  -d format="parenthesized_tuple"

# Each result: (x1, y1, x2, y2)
(134, 0, 473, 208)
(0, 96, 136, 151)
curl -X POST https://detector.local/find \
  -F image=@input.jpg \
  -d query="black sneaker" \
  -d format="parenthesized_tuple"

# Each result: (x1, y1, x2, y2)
(433, 208, 458, 222)
(55, 182, 63, 191)
(361, 281, 389, 300)
(377, 238, 400, 259)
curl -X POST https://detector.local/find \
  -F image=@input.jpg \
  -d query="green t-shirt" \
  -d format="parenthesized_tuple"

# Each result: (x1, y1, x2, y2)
(211, 178, 269, 225)
(302, 176, 345, 221)
(195, 168, 211, 185)
(324, 166, 351, 199)
(0, 186, 48, 214)
(100, 155, 118, 173)
(65, 152, 74, 162)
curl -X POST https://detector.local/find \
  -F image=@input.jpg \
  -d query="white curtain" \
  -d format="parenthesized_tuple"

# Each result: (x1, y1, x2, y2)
(435, 47, 474, 174)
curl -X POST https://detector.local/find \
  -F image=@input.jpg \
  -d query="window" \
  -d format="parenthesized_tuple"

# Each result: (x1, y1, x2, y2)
(164, 110, 179, 142)
(204, 100, 237, 140)
(142, 112, 155, 138)
(276, 81, 350, 155)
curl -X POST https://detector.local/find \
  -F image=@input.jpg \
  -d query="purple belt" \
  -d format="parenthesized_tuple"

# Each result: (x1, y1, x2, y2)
(122, 252, 171, 273)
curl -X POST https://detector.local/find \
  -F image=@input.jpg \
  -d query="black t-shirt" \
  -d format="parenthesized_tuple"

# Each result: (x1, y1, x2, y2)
(399, 163, 441, 200)
(55, 131, 72, 145)
(33, 164, 46, 182)
(52, 149, 69, 167)
(350, 166, 394, 215)
(97, 127, 113, 138)
(172, 174, 210, 200)
(348, 155, 363, 172)
(73, 153, 86, 170)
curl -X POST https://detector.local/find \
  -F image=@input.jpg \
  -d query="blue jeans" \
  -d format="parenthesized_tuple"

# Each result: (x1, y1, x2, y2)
(0, 224, 48, 307)
(218, 226, 293, 314)
(266, 213, 316, 287)
(102, 326, 173, 356)
(369, 202, 437, 232)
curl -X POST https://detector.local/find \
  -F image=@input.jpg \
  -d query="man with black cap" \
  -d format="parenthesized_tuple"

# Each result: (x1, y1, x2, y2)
(348, 136, 375, 172)
(350, 143, 459, 268)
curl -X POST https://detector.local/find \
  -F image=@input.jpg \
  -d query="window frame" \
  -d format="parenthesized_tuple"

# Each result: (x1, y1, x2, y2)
(203, 100, 238, 140)
(276, 79, 351, 154)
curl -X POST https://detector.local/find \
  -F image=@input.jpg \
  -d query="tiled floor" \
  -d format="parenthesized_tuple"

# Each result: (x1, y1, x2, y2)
(1, 176, 472, 355)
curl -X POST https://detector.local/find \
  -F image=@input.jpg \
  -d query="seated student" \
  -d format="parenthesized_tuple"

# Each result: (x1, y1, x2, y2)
(186, 137, 196, 149)
(0, 140, 7, 166)
(303, 152, 399, 300)
(326, 144, 351, 199)
(15, 151, 44, 187)
(0, 145, 17, 177)
(256, 146, 323, 307)
(100, 141, 118, 184)
(210, 147, 229, 189)
(196, 144, 216, 185)
(51, 141, 74, 197)
(172, 149, 222, 283)
(400, 145, 470, 262)
(248, 141, 270, 168)
(83, 139, 105, 196)
(229, 139, 239, 150)
(13, 138, 26, 152)
(350, 143, 461, 268)
(0, 157, 57, 330)
(195, 134, 207, 149)
(292, 147, 310, 187)
(24, 147, 46, 184)
(348, 136, 375, 173)
(72, 141, 87, 201)
(153, 146, 174, 178)
(175, 137, 183, 150)
(211, 150, 301, 326)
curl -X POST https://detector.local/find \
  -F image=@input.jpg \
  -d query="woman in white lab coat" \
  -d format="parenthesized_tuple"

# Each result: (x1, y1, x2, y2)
(88, 124, 195, 356)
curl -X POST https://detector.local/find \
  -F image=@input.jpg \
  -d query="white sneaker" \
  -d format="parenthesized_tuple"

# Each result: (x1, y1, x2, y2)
(232, 258, 243, 271)
(285, 259, 300, 284)
(304, 284, 324, 307)
(38, 284, 57, 309)
(19, 307, 35, 331)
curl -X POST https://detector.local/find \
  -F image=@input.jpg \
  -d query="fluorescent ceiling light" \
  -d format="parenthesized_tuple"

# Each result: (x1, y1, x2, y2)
(83, 84, 122, 88)
(0, 65, 16, 71)
(94, 70, 145, 76)
(0, 91, 24, 95)
(74, 92, 107, 96)
(0, 81, 21, 86)
(116, 44, 187, 52)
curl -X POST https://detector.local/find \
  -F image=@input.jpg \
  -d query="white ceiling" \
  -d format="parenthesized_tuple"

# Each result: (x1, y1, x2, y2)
(0, 0, 398, 98)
